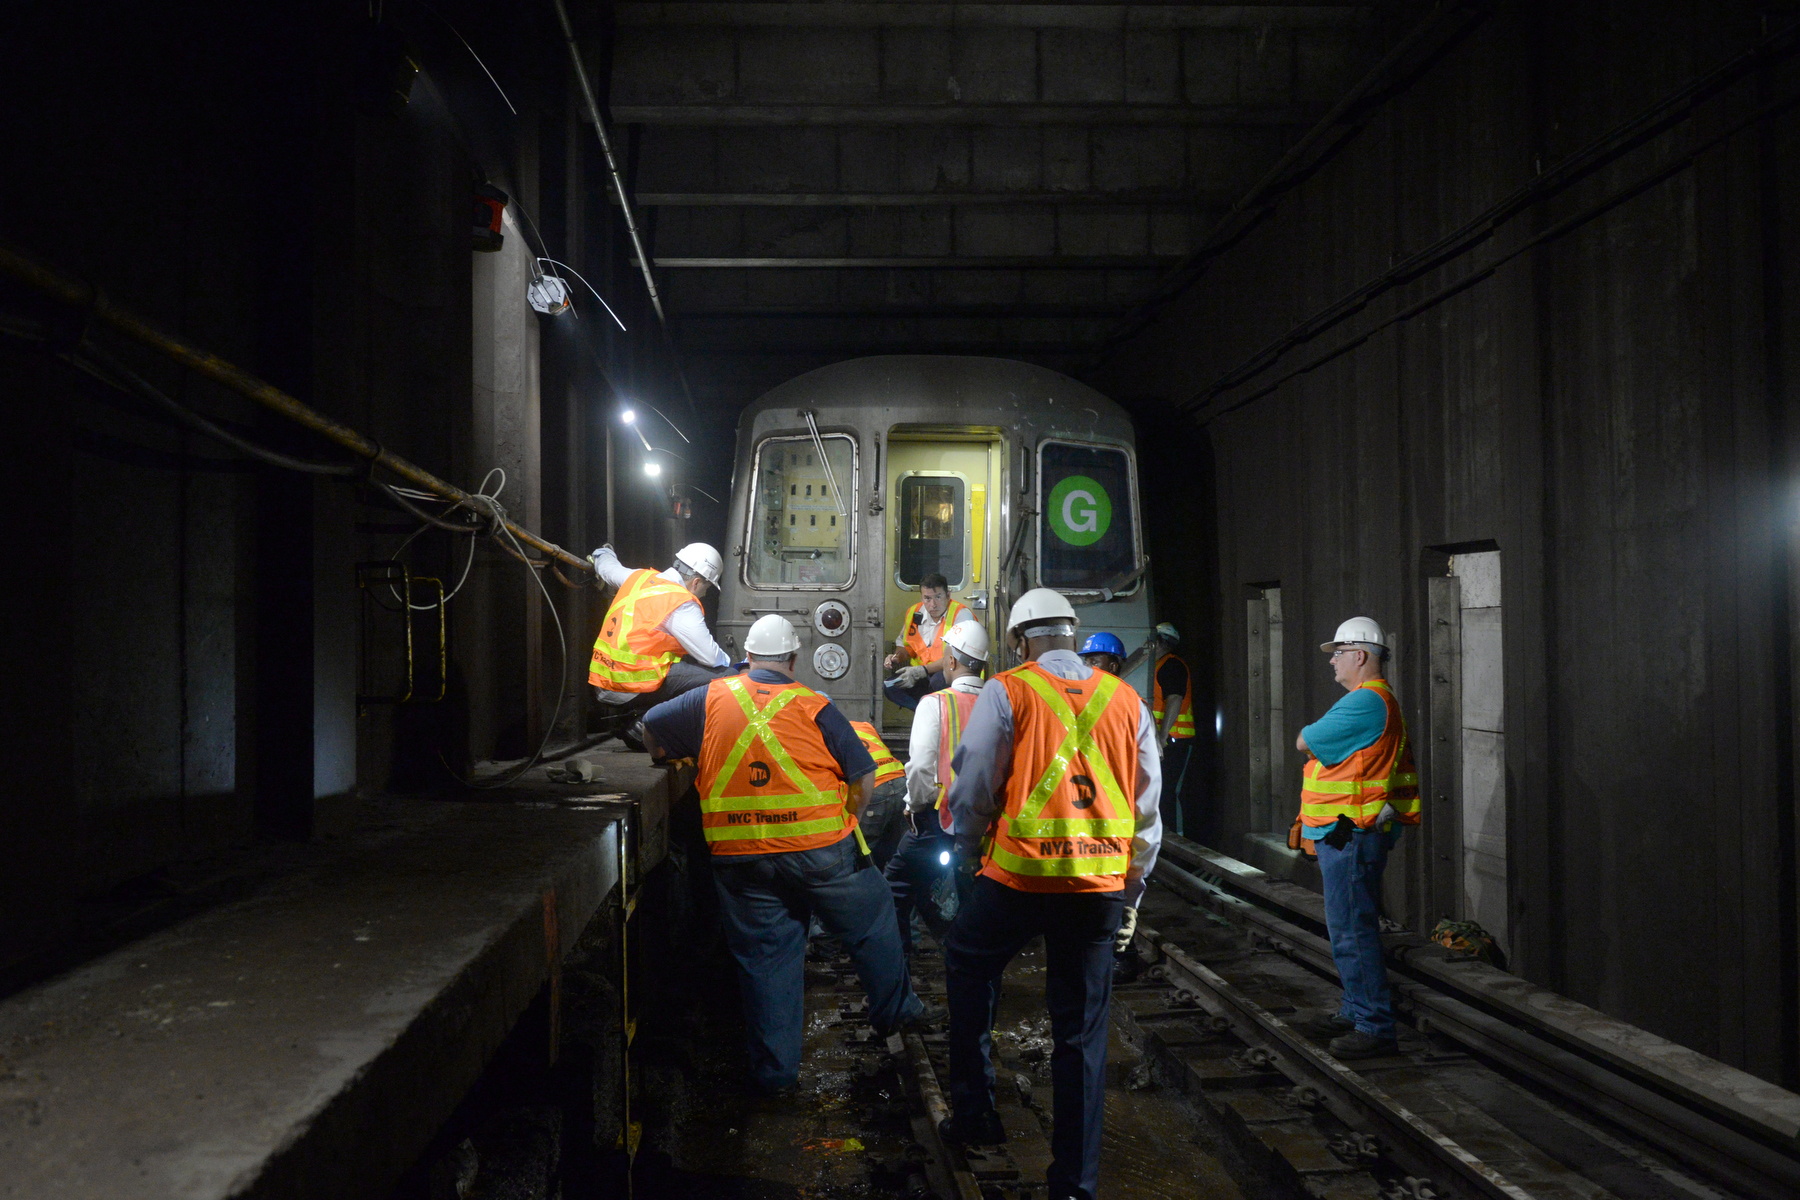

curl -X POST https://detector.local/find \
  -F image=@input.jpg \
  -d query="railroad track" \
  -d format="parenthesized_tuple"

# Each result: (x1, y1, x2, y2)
(1125, 834, 1800, 1200)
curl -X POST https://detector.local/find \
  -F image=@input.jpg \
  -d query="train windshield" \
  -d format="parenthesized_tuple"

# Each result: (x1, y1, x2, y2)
(1037, 440, 1140, 590)
(896, 473, 965, 587)
(746, 434, 857, 588)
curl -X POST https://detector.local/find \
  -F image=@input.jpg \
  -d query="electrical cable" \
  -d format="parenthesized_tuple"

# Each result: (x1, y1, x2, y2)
(537, 257, 627, 331)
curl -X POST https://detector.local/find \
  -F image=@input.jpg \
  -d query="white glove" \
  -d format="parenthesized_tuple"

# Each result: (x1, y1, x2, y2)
(588, 543, 614, 564)
(1114, 906, 1138, 954)
(1377, 802, 1398, 827)
(897, 664, 928, 687)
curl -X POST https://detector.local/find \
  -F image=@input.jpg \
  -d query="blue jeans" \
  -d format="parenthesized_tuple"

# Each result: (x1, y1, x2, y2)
(1315, 828, 1395, 1039)
(945, 876, 1123, 1200)
(883, 670, 946, 711)
(882, 817, 954, 957)
(712, 833, 922, 1089)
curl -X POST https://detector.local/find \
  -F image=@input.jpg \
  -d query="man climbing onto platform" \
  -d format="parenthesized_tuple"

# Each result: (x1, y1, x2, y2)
(884, 572, 975, 710)
(1291, 617, 1421, 1060)
(937, 590, 1162, 1200)
(640, 614, 940, 1094)
(587, 542, 732, 747)
(886, 620, 990, 964)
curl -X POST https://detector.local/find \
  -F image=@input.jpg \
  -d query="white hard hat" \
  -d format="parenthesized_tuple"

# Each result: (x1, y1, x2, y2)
(944, 620, 989, 664)
(743, 613, 801, 657)
(1320, 616, 1387, 652)
(1007, 588, 1079, 634)
(675, 542, 723, 587)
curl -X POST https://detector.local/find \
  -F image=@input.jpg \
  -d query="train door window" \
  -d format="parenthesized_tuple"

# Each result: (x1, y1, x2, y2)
(745, 434, 857, 589)
(1036, 440, 1141, 590)
(896, 473, 965, 587)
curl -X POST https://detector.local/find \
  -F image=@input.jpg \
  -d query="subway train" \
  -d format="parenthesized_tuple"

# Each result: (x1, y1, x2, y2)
(715, 355, 1155, 737)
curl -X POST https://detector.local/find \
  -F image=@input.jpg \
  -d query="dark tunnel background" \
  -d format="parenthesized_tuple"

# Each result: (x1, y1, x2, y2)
(0, 0, 1796, 1109)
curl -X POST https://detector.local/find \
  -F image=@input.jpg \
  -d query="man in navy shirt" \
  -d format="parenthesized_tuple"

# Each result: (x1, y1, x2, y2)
(643, 615, 938, 1092)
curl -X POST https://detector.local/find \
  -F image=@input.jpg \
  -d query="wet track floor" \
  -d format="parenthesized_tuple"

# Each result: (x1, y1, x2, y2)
(633, 915, 1253, 1199)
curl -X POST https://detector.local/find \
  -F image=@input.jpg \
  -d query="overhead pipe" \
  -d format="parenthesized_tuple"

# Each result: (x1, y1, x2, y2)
(0, 242, 596, 578)
(550, 0, 697, 415)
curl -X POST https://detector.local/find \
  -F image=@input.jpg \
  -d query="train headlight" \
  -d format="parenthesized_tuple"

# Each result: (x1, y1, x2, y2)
(813, 642, 849, 680)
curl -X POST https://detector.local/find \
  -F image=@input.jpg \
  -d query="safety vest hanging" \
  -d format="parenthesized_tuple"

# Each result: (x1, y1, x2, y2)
(934, 687, 981, 832)
(1151, 653, 1196, 739)
(850, 722, 906, 787)
(983, 662, 1141, 893)
(698, 676, 855, 856)
(902, 599, 969, 667)
(1297, 679, 1421, 831)
(588, 568, 694, 693)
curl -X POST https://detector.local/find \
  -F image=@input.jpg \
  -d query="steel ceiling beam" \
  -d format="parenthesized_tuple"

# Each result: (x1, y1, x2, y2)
(611, 102, 1316, 125)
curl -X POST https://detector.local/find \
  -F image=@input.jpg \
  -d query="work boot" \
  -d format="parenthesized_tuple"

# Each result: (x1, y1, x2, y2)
(938, 1109, 1005, 1146)
(896, 1000, 948, 1032)
(1329, 1029, 1399, 1060)
(618, 719, 646, 752)
(1298, 1011, 1356, 1039)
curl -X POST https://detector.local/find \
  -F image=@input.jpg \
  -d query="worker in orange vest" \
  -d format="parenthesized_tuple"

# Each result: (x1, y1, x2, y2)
(1290, 617, 1421, 1060)
(641, 614, 940, 1092)
(886, 620, 990, 962)
(937, 590, 1162, 1200)
(883, 572, 976, 710)
(587, 542, 732, 747)
(849, 720, 908, 866)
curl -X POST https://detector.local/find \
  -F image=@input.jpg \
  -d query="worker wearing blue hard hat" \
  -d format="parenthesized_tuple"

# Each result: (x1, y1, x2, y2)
(1077, 631, 1126, 677)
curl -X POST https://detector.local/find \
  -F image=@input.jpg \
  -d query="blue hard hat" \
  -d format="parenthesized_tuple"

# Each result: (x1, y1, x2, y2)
(1079, 631, 1126, 658)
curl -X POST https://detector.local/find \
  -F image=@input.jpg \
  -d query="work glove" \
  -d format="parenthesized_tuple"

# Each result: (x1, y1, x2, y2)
(1114, 906, 1138, 954)
(1377, 803, 1398, 827)
(1320, 814, 1356, 851)
(587, 543, 614, 567)
(897, 664, 928, 688)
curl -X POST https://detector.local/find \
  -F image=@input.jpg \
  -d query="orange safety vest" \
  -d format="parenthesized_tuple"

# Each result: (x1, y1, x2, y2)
(850, 721, 906, 787)
(934, 686, 981, 833)
(1151, 653, 1196, 739)
(981, 662, 1141, 893)
(588, 568, 695, 693)
(698, 675, 856, 856)
(902, 599, 969, 667)
(1296, 679, 1421, 834)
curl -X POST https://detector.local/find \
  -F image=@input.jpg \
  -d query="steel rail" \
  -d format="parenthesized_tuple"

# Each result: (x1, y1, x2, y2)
(1144, 929, 1541, 1200)
(0, 242, 596, 577)
(902, 1033, 983, 1200)
(1150, 856, 1800, 1198)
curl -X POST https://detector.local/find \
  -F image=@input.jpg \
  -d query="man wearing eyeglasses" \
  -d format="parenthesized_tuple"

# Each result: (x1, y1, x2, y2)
(1290, 617, 1421, 1060)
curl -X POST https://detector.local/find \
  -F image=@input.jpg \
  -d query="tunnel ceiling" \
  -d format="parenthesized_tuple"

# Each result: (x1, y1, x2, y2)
(607, 1, 1385, 407)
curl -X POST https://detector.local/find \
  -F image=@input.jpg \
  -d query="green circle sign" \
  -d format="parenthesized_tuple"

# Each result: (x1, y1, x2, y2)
(1047, 475, 1111, 546)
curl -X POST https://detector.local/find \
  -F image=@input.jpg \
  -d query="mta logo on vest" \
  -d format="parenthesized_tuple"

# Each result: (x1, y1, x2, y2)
(1069, 774, 1096, 809)
(747, 761, 771, 787)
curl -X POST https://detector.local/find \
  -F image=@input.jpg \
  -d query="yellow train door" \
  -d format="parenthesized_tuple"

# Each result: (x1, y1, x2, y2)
(882, 431, 1003, 732)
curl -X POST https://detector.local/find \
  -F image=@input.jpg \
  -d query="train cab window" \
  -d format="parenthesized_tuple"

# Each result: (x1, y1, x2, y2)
(896, 474, 965, 587)
(1036, 440, 1141, 590)
(746, 434, 856, 588)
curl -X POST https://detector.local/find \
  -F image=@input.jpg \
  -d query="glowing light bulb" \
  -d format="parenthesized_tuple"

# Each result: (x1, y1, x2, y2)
(620, 408, 637, 424)
(643, 461, 662, 478)
(939, 851, 951, 866)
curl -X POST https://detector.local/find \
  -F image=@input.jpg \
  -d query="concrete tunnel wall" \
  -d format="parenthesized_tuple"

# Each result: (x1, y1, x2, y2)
(1097, 1, 1800, 1085)
(0, 2, 697, 973)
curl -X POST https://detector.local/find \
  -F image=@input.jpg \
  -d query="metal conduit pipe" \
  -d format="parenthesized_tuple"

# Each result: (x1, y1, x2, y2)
(0, 242, 596, 577)
(550, 0, 696, 414)
(1150, 861, 1800, 1198)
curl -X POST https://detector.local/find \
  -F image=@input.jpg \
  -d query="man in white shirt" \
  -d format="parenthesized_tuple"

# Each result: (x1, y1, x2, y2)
(884, 621, 990, 962)
(587, 543, 733, 725)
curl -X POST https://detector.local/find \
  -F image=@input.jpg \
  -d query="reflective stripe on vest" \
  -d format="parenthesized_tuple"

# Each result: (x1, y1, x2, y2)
(1151, 652, 1197, 739)
(851, 721, 905, 786)
(986, 664, 1138, 886)
(699, 676, 853, 854)
(1297, 679, 1422, 829)
(588, 569, 692, 692)
(903, 600, 969, 667)
(935, 687, 981, 832)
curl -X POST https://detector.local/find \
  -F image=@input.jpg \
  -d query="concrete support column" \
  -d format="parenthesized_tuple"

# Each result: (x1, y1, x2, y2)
(467, 206, 544, 760)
